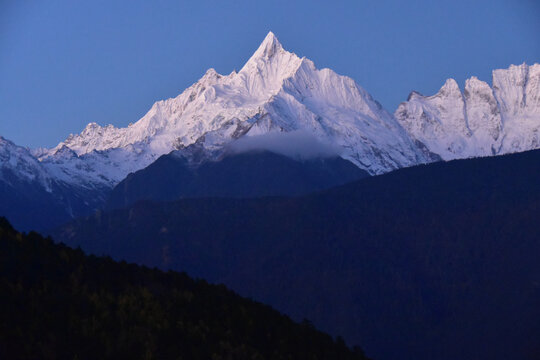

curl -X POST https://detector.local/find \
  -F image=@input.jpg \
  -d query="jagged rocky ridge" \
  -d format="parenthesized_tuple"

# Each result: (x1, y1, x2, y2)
(396, 63, 540, 160)
(0, 217, 369, 360)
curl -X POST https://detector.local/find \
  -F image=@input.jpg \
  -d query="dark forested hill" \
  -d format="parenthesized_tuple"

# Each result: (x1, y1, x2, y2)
(55, 148, 540, 360)
(0, 218, 368, 360)
(106, 150, 368, 210)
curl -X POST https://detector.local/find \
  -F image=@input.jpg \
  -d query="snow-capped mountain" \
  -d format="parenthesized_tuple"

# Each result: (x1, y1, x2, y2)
(3, 32, 539, 208)
(38, 32, 428, 189)
(2, 32, 539, 230)
(395, 63, 540, 160)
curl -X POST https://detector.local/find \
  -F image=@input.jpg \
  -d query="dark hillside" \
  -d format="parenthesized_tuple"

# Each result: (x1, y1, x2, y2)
(106, 150, 368, 210)
(0, 218, 368, 360)
(56, 149, 540, 360)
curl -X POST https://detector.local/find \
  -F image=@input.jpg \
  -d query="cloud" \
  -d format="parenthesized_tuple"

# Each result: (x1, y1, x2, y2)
(227, 131, 342, 160)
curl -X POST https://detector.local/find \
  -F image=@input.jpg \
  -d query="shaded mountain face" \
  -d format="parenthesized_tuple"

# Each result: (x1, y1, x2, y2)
(0, 132, 366, 231)
(106, 150, 369, 210)
(0, 137, 108, 232)
(55, 149, 540, 360)
(0, 218, 369, 360)
(0, 177, 107, 233)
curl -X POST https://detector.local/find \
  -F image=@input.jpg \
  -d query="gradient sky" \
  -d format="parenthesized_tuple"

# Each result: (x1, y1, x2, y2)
(1, 0, 539, 148)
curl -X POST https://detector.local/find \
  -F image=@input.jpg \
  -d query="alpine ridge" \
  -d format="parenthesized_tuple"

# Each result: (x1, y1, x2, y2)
(396, 63, 540, 160)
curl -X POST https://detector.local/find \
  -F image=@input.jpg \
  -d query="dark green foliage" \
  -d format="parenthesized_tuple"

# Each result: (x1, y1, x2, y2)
(0, 219, 368, 360)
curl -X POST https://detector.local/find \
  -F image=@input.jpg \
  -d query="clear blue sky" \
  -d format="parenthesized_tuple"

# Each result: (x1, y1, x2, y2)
(1, 0, 539, 148)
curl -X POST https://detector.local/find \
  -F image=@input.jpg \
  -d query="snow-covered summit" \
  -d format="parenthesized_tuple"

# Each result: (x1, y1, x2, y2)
(41, 32, 428, 187)
(395, 63, 540, 160)
(249, 31, 282, 59)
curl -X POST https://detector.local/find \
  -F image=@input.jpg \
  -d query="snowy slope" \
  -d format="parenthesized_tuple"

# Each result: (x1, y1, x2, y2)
(0, 136, 53, 191)
(39, 32, 428, 189)
(395, 63, 540, 160)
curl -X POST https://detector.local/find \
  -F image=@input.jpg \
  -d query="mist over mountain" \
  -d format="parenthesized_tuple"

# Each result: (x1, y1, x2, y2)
(226, 130, 342, 160)
(104, 131, 363, 210)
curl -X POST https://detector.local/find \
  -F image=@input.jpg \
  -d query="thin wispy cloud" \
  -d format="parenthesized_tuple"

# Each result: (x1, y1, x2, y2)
(227, 130, 342, 160)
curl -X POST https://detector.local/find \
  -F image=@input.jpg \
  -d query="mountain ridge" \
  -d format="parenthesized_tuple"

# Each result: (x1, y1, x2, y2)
(36, 31, 430, 188)
(396, 63, 540, 160)
(3, 33, 537, 191)
(0, 32, 538, 230)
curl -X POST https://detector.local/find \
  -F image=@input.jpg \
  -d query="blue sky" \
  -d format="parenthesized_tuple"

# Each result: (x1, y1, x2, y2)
(1, 0, 539, 148)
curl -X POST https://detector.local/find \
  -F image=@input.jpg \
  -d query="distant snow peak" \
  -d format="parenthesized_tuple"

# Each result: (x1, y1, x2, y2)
(251, 31, 283, 59)
(396, 62, 540, 161)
